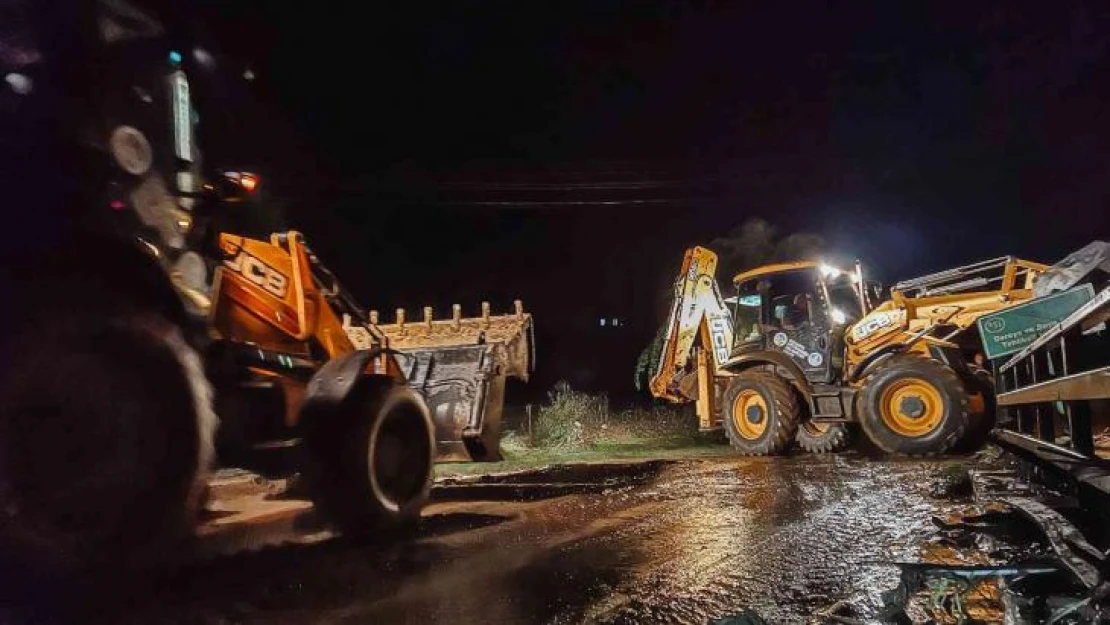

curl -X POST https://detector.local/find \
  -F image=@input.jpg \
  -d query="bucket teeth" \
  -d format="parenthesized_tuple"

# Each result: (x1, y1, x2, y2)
(364, 300, 532, 380)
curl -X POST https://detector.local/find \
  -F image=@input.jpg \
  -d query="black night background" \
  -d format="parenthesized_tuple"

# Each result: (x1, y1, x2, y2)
(191, 1, 1110, 400)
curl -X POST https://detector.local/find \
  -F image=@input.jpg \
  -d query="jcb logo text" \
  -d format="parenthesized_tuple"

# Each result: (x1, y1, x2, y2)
(225, 251, 288, 299)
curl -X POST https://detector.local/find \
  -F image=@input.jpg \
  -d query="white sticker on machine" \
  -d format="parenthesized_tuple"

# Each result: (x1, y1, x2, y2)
(772, 332, 825, 368)
(782, 339, 809, 360)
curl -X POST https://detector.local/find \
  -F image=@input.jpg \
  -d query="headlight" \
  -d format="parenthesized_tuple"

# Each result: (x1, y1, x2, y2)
(830, 308, 848, 325)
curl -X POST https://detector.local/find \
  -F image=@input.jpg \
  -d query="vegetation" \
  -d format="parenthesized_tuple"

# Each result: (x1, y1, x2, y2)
(634, 324, 667, 393)
(531, 381, 703, 448)
(438, 440, 729, 476)
(437, 381, 726, 476)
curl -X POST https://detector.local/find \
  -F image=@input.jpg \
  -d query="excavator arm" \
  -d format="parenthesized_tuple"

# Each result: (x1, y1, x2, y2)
(648, 247, 734, 407)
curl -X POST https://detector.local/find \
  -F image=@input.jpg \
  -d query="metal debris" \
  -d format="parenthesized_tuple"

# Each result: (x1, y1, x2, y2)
(1003, 496, 1103, 589)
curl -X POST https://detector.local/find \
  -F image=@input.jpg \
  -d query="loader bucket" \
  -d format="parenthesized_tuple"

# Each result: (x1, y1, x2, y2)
(372, 302, 533, 462)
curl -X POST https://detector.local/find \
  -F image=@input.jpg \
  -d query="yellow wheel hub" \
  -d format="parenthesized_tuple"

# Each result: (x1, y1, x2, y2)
(879, 377, 945, 437)
(732, 389, 769, 440)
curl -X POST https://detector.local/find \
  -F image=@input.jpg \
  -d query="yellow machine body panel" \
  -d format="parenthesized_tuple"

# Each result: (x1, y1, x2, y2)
(843, 257, 1047, 376)
(732, 261, 820, 285)
(209, 232, 400, 426)
(211, 233, 352, 356)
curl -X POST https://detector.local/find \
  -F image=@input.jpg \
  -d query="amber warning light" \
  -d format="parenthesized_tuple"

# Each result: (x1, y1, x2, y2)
(224, 171, 261, 194)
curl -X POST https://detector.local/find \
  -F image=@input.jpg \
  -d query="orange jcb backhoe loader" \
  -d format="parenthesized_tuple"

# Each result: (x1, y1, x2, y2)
(200, 227, 532, 532)
(0, 0, 532, 589)
(208, 230, 532, 467)
(647, 247, 1045, 456)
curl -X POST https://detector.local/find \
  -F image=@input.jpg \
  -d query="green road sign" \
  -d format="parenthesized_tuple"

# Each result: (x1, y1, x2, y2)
(977, 284, 1095, 360)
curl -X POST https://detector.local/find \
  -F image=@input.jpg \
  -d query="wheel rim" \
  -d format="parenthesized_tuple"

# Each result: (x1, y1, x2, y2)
(879, 377, 944, 437)
(370, 401, 432, 512)
(731, 389, 769, 440)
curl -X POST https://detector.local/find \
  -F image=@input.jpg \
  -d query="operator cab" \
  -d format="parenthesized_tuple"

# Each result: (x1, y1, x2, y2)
(730, 263, 867, 384)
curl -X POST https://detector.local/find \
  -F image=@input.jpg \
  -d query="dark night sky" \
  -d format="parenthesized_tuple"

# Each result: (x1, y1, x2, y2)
(190, 1, 1110, 395)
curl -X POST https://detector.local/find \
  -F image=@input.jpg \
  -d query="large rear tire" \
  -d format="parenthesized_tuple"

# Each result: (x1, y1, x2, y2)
(722, 371, 799, 456)
(302, 382, 435, 537)
(0, 310, 215, 589)
(858, 355, 968, 456)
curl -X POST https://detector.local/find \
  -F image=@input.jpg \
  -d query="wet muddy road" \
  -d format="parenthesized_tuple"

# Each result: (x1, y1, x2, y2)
(84, 454, 966, 624)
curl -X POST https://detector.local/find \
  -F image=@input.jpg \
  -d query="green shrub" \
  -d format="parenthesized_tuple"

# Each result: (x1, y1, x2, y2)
(533, 381, 606, 448)
(634, 325, 668, 392)
(530, 381, 697, 450)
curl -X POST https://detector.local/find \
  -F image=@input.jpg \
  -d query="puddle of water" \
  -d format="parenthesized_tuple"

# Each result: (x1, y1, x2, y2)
(23, 452, 1103, 625)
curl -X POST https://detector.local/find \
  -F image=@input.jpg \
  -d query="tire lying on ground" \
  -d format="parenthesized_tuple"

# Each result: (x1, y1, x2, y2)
(302, 382, 435, 537)
(722, 371, 799, 456)
(0, 310, 216, 589)
(857, 354, 969, 456)
(795, 421, 852, 453)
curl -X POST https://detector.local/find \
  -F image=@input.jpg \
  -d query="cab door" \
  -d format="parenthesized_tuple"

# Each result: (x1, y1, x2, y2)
(758, 270, 834, 383)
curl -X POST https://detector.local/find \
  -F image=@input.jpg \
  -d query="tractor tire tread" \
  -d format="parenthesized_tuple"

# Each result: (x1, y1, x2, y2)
(858, 354, 968, 457)
(795, 422, 852, 453)
(723, 371, 799, 456)
(302, 382, 433, 538)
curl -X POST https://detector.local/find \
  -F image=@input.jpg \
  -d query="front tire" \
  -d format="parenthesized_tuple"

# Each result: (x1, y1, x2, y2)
(722, 371, 799, 456)
(303, 382, 435, 537)
(0, 310, 215, 587)
(857, 355, 969, 456)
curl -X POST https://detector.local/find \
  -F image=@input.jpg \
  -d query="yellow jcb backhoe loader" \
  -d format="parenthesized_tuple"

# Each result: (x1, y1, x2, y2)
(648, 247, 1045, 456)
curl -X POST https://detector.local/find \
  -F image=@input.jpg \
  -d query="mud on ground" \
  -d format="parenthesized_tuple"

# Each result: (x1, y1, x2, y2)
(4, 448, 1088, 624)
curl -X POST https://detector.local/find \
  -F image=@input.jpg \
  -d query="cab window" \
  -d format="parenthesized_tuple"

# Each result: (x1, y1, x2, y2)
(731, 282, 763, 345)
(765, 270, 821, 331)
